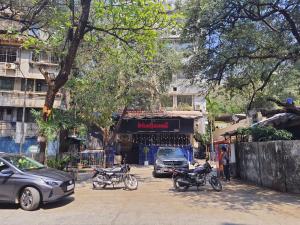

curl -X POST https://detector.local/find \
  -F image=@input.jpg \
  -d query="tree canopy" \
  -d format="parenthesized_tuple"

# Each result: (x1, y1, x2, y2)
(68, 40, 181, 134)
(0, 0, 177, 162)
(183, 0, 300, 110)
(0, 0, 176, 114)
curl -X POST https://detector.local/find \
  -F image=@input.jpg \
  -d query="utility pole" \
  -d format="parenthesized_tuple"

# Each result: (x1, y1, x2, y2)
(19, 78, 27, 155)
(210, 120, 214, 160)
(18, 55, 27, 155)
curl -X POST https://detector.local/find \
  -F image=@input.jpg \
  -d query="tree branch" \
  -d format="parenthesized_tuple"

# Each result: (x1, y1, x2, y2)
(39, 67, 52, 85)
(85, 25, 129, 45)
(53, 0, 92, 93)
(265, 97, 300, 116)
(275, 7, 300, 45)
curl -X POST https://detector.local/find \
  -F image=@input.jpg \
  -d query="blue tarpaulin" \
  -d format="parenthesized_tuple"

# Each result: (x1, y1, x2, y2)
(0, 137, 37, 154)
(0, 137, 58, 156)
(138, 144, 193, 165)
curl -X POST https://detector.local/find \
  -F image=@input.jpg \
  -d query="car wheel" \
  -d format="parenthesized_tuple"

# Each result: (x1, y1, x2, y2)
(153, 170, 159, 178)
(20, 187, 41, 211)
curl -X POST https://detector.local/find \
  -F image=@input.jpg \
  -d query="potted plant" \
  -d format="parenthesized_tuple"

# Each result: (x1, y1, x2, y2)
(143, 147, 150, 166)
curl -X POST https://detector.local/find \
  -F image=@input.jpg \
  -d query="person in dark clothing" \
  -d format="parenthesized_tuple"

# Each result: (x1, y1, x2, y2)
(222, 146, 230, 181)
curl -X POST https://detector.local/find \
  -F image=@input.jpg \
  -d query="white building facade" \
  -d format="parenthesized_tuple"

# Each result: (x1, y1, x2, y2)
(0, 37, 62, 148)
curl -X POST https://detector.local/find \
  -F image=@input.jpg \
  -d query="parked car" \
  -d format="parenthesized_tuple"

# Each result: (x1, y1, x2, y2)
(0, 153, 75, 211)
(153, 147, 189, 177)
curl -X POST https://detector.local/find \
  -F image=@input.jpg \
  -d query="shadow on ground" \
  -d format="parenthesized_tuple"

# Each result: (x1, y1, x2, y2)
(167, 180, 300, 212)
(0, 196, 75, 211)
(41, 196, 74, 210)
(0, 203, 19, 210)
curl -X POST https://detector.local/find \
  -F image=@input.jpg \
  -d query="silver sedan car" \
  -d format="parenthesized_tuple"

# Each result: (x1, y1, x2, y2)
(0, 153, 74, 211)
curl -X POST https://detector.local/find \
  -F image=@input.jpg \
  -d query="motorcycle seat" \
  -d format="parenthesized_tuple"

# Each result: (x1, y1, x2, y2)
(100, 167, 122, 173)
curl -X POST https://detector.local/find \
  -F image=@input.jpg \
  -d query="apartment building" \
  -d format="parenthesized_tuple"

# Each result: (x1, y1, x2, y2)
(160, 0, 207, 135)
(0, 36, 62, 152)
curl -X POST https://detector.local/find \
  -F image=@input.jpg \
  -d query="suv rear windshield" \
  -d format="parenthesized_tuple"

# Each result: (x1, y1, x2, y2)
(3, 155, 45, 171)
(157, 148, 185, 158)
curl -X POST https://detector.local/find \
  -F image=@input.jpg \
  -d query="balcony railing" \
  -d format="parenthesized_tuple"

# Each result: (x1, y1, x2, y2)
(0, 62, 22, 77)
(0, 121, 39, 138)
(0, 121, 16, 137)
(0, 90, 62, 108)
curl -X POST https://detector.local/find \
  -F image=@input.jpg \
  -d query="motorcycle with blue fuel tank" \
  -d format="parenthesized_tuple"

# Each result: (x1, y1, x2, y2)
(172, 159, 222, 192)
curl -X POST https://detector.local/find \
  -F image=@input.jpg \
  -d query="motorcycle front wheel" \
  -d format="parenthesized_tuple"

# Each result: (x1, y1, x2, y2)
(124, 174, 138, 190)
(210, 176, 222, 192)
(173, 176, 189, 192)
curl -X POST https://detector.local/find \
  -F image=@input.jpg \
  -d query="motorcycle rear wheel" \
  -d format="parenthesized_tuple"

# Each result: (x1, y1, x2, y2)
(124, 174, 138, 190)
(173, 176, 189, 192)
(210, 176, 222, 192)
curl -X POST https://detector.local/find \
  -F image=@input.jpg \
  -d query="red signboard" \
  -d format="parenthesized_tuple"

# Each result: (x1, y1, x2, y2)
(137, 121, 169, 129)
(119, 119, 186, 133)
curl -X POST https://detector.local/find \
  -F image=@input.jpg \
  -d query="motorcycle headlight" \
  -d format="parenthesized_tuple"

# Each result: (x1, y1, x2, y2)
(182, 161, 189, 166)
(42, 179, 61, 186)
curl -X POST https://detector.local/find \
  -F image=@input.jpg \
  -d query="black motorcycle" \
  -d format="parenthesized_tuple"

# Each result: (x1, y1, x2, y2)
(92, 164, 138, 190)
(172, 160, 222, 192)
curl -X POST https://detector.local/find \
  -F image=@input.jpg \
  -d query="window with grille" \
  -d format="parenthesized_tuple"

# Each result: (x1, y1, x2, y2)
(160, 95, 173, 108)
(0, 47, 17, 63)
(31, 51, 59, 64)
(31, 51, 40, 62)
(17, 108, 35, 122)
(0, 77, 15, 90)
(50, 53, 59, 64)
(21, 79, 34, 91)
(177, 95, 193, 110)
(36, 79, 47, 92)
(0, 108, 3, 120)
(17, 108, 22, 121)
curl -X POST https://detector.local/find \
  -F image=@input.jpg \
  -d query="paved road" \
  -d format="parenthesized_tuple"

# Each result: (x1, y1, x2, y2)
(0, 167, 299, 225)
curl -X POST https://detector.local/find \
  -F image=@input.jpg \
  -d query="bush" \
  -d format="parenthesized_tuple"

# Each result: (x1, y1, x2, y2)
(237, 126, 293, 142)
(47, 156, 71, 170)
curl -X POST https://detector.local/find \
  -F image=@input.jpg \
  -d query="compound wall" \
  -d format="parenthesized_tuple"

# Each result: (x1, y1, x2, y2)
(236, 140, 300, 194)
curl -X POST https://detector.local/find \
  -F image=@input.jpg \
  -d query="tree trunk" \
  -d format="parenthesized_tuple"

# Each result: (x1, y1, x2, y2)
(104, 106, 128, 167)
(59, 129, 69, 155)
(39, 0, 92, 164)
(39, 85, 56, 164)
(39, 141, 46, 164)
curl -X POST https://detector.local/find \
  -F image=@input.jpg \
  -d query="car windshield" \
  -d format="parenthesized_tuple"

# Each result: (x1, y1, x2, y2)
(157, 148, 185, 158)
(3, 155, 45, 171)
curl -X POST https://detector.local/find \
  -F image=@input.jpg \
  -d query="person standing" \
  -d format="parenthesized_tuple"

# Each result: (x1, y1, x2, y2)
(222, 146, 230, 181)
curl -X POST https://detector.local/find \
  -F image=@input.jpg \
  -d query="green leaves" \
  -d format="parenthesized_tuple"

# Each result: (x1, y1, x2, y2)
(87, 0, 177, 58)
(237, 126, 293, 142)
(31, 109, 83, 141)
(183, 0, 300, 111)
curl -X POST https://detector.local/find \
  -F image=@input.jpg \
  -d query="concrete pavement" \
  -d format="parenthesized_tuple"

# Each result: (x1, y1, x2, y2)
(0, 166, 299, 225)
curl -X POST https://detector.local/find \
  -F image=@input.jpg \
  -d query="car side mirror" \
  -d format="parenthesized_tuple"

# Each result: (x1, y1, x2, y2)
(1, 168, 14, 176)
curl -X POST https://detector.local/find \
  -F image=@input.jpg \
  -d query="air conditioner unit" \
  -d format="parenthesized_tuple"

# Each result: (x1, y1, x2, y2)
(194, 105, 202, 111)
(5, 63, 16, 70)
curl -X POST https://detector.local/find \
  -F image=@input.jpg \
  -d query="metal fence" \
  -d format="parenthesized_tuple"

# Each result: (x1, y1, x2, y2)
(79, 150, 105, 167)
